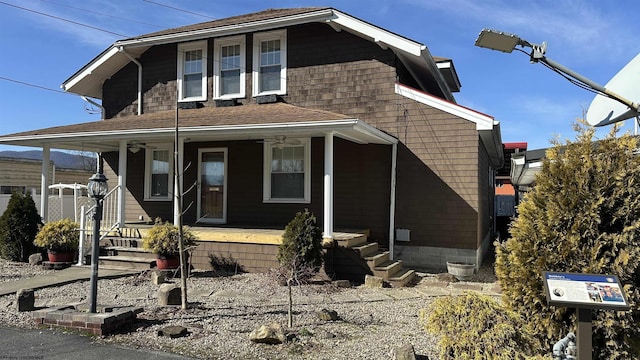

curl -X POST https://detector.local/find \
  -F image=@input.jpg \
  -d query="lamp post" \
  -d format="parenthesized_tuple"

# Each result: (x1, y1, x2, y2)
(474, 28, 640, 125)
(87, 172, 108, 313)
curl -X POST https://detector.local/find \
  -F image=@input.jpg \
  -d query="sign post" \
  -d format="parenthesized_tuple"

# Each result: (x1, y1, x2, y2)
(543, 272, 630, 360)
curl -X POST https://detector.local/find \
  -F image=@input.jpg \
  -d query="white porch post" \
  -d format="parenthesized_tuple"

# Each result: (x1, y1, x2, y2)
(323, 132, 334, 241)
(118, 140, 127, 228)
(389, 142, 398, 260)
(40, 146, 50, 222)
(173, 137, 184, 226)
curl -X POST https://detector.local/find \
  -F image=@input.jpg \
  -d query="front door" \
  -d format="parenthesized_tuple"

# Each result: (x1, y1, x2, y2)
(197, 148, 227, 223)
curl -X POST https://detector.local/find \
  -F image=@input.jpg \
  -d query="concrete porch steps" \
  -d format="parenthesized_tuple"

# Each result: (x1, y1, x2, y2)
(333, 231, 416, 287)
(98, 236, 156, 271)
(98, 255, 155, 271)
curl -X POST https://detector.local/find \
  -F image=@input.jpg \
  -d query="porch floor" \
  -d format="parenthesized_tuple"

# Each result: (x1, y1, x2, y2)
(121, 224, 368, 245)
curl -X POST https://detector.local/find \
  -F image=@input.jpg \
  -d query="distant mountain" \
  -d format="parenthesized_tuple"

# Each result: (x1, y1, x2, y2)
(0, 150, 96, 171)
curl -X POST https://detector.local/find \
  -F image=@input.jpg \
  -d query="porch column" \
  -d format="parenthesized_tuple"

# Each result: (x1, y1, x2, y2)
(173, 137, 184, 226)
(323, 132, 334, 241)
(118, 140, 127, 228)
(40, 146, 50, 222)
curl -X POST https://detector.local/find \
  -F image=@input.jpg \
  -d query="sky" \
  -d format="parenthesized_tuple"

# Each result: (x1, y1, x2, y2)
(1, 0, 639, 153)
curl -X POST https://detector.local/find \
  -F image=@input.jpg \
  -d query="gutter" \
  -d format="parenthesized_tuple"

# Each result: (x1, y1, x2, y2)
(118, 47, 143, 115)
(81, 96, 105, 120)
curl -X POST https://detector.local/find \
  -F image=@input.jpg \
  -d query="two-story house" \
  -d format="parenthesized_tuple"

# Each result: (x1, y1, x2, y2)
(0, 7, 503, 276)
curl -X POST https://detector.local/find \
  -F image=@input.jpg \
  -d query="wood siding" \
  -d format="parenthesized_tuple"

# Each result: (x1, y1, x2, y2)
(100, 21, 486, 253)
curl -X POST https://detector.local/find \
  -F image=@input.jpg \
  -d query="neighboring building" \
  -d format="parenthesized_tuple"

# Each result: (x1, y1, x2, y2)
(0, 8, 503, 270)
(495, 142, 526, 239)
(0, 156, 91, 195)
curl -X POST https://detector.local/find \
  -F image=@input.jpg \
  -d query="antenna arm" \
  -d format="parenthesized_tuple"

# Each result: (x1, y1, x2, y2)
(538, 55, 640, 114)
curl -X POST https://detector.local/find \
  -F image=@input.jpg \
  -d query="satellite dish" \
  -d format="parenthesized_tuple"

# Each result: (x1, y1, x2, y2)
(586, 52, 640, 127)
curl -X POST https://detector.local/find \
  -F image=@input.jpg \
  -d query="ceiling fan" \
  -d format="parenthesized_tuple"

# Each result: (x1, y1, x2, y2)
(127, 141, 154, 153)
(258, 135, 301, 148)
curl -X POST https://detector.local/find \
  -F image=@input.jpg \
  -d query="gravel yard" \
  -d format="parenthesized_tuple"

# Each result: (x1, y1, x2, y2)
(0, 259, 499, 359)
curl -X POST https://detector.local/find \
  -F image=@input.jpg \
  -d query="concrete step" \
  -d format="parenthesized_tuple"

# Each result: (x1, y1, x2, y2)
(353, 242, 378, 258)
(103, 246, 156, 260)
(100, 237, 143, 248)
(98, 255, 155, 271)
(373, 260, 403, 280)
(388, 268, 417, 288)
(334, 233, 368, 248)
(364, 251, 389, 268)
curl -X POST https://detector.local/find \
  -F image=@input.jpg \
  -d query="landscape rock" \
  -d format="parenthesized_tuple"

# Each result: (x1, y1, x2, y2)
(333, 280, 351, 288)
(249, 323, 285, 344)
(364, 274, 384, 288)
(28, 253, 43, 266)
(157, 283, 181, 306)
(16, 288, 35, 312)
(316, 308, 339, 321)
(151, 271, 166, 285)
(394, 344, 417, 360)
(435, 273, 458, 283)
(157, 325, 188, 338)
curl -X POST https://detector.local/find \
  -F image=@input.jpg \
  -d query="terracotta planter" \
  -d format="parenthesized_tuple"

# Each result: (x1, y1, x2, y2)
(47, 250, 76, 263)
(156, 254, 180, 270)
(446, 261, 475, 281)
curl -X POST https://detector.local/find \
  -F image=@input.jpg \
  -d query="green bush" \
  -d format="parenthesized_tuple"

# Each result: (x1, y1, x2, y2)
(0, 192, 42, 261)
(277, 209, 323, 275)
(34, 218, 79, 252)
(142, 219, 197, 256)
(419, 292, 546, 360)
(496, 123, 640, 358)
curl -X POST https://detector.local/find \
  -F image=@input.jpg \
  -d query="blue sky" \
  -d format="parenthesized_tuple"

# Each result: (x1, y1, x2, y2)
(1, 0, 638, 152)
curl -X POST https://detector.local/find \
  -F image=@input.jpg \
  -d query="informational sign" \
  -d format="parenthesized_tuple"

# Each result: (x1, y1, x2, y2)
(543, 272, 630, 310)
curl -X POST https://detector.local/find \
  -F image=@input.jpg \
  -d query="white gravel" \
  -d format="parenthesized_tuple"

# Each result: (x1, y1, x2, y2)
(0, 259, 498, 359)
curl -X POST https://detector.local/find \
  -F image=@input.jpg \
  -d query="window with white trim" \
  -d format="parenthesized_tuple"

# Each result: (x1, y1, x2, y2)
(177, 41, 207, 101)
(214, 35, 245, 99)
(253, 30, 287, 96)
(263, 139, 310, 203)
(145, 145, 173, 201)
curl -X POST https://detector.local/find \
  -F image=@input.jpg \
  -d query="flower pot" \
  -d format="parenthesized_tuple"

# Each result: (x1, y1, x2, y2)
(446, 261, 475, 281)
(47, 250, 76, 263)
(156, 254, 180, 270)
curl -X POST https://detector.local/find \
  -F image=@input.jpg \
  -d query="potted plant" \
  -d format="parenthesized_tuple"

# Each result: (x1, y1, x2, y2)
(34, 218, 79, 263)
(143, 219, 197, 270)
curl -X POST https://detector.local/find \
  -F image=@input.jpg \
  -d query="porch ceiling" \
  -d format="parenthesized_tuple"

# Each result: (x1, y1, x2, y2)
(0, 103, 397, 152)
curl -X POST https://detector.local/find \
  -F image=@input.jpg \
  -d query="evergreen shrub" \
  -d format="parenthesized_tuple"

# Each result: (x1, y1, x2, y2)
(277, 209, 323, 276)
(0, 192, 42, 261)
(420, 291, 545, 359)
(496, 123, 640, 358)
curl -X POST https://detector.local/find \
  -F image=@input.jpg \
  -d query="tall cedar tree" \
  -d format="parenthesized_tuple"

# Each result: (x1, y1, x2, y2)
(496, 122, 640, 359)
(0, 192, 42, 261)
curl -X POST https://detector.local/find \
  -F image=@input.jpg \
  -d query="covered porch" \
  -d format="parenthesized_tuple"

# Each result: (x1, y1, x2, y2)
(0, 103, 400, 254)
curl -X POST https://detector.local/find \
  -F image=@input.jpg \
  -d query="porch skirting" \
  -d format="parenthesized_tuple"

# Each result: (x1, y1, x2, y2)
(191, 240, 280, 273)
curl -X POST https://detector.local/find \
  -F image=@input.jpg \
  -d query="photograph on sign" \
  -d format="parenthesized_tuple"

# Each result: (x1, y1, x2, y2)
(543, 272, 630, 310)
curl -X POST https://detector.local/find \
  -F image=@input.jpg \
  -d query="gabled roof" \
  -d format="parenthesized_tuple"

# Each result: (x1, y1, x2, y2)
(62, 7, 454, 101)
(0, 103, 396, 152)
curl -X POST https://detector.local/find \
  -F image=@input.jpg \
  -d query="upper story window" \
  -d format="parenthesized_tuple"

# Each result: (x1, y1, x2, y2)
(263, 138, 310, 203)
(177, 41, 207, 102)
(253, 30, 287, 96)
(214, 36, 245, 99)
(145, 145, 173, 201)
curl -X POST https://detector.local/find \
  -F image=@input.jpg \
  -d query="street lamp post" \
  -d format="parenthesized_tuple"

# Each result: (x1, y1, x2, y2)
(474, 28, 640, 125)
(87, 172, 108, 314)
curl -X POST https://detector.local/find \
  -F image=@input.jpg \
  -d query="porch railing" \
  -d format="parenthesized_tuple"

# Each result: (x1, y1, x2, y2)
(77, 185, 121, 265)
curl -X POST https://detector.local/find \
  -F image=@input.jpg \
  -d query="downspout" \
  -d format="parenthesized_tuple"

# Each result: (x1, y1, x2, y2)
(388, 142, 398, 260)
(118, 46, 143, 115)
(81, 96, 105, 120)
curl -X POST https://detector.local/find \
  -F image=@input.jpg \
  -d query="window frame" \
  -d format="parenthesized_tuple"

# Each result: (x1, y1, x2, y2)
(177, 40, 207, 102)
(144, 144, 174, 201)
(263, 138, 310, 203)
(213, 35, 246, 99)
(252, 30, 287, 96)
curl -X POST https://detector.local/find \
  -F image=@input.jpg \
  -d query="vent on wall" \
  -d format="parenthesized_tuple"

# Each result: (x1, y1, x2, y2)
(395, 228, 410, 242)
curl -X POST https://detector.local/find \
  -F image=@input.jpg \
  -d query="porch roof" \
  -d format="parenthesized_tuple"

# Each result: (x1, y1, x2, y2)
(0, 103, 397, 152)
